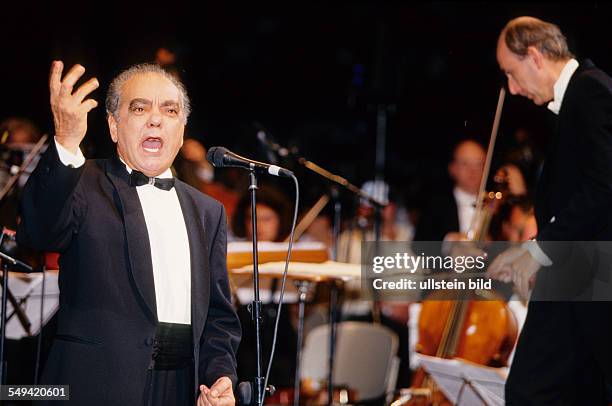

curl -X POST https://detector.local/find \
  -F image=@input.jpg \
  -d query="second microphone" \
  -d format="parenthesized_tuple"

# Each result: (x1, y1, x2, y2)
(206, 146, 294, 178)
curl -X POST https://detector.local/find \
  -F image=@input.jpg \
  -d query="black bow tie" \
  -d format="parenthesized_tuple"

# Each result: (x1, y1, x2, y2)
(129, 170, 175, 191)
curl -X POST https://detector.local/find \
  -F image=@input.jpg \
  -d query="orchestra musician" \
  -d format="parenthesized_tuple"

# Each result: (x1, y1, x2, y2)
(414, 139, 485, 242)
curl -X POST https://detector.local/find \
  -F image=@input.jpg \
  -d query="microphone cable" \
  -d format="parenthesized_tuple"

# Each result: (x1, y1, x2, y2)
(260, 173, 299, 405)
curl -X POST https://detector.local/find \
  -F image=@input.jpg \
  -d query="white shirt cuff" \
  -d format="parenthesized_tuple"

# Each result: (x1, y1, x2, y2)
(54, 137, 85, 168)
(522, 240, 553, 267)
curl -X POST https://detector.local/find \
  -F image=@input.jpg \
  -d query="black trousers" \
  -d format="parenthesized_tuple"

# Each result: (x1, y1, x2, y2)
(142, 322, 194, 406)
(142, 365, 194, 406)
(506, 301, 612, 405)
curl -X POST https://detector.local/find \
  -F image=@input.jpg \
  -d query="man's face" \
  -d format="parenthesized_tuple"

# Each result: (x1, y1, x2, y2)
(108, 72, 185, 177)
(449, 141, 485, 195)
(496, 37, 552, 105)
(246, 204, 281, 242)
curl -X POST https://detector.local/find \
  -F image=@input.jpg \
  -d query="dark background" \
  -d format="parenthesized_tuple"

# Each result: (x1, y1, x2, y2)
(2, 2, 611, 207)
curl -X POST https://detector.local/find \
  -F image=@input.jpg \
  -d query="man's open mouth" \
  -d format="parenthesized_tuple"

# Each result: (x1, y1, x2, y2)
(142, 137, 163, 153)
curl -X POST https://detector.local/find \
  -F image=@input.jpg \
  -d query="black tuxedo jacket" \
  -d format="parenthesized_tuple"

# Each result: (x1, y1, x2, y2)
(536, 60, 612, 249)
(17, 142, 241, 405)
(532, 60, 612, 300)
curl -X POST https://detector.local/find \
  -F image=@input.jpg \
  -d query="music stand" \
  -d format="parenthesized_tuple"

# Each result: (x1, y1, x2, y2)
(415, 354, 507, 406)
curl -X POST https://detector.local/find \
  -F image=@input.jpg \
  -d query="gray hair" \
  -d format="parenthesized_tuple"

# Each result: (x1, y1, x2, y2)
(502, 16, 574, 61)
(105, 63, 191, 123)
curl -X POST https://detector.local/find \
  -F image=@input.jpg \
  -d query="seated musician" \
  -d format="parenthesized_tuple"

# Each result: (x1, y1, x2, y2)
(338, 180, 413, 264)
(414, 139, 485, 242)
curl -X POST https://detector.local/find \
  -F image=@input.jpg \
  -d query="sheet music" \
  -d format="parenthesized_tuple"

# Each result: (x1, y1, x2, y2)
(416, 354, 507, 406)
(236, 260, 361, 281)
(228, 241, 327, 253)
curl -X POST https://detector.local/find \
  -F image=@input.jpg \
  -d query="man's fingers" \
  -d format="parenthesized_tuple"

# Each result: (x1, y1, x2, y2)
(198, 393, 211, 406)
(210, 377, 232, 398)
(49, 60, 64, 99)
(495, 267, 512, 283)
(202, 395, 216, 406)
(487, 248, 522, 278)
(214, 397, 235, 406)
(515, 268, 529, 299)
(59, 64, 86, 97)
(487, 257, 506, 277)
(199, 386, 212, 406)
(520, 277, 529, 299)
(205, 393, 234, 406)
(487, 253, 513, 281)
(512, 268, 520, 294)
(73, 77, 99, 102)
(80, 99, 98, 113)
(497, 269, 512, 283)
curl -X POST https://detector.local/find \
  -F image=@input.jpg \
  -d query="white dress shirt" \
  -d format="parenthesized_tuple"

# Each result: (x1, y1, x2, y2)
(547, 58, 579, 115)
(453, 186, 477, 235)
(55, 139, 192, 324)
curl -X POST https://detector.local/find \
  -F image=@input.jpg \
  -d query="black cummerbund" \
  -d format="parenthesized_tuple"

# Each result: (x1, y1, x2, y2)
(151, 322, 193, 370)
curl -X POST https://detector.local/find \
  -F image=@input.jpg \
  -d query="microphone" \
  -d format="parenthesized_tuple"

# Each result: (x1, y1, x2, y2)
(236, 382, 252, 406)
(236, 381, 276, 406)
(0, 227, 35, 273)
(206, 146, 294, 178)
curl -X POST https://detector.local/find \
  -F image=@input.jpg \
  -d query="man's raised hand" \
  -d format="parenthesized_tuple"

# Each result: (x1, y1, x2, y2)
(49, 61, 99, 154)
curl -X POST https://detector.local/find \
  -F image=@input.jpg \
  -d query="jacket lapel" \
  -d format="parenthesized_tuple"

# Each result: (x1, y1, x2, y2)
(174, 182, 211, 349)
(105, 155, 158, 323)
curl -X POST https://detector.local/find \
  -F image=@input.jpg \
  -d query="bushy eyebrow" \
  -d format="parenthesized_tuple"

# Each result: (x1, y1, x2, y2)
(128, 99, 180, 111)
(129, 98, 151, 109)
(160, 100, 180, 110)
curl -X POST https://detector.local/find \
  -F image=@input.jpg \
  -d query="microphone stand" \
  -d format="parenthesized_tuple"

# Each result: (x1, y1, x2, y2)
(247, 168, 269, 406)
(325, 185, 342, 405)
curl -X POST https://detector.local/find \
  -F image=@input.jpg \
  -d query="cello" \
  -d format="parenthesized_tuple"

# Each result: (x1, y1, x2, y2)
(410, 88, 519, 405)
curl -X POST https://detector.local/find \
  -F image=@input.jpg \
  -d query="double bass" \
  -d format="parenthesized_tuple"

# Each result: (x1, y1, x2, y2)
(411, 88, 519, 405)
